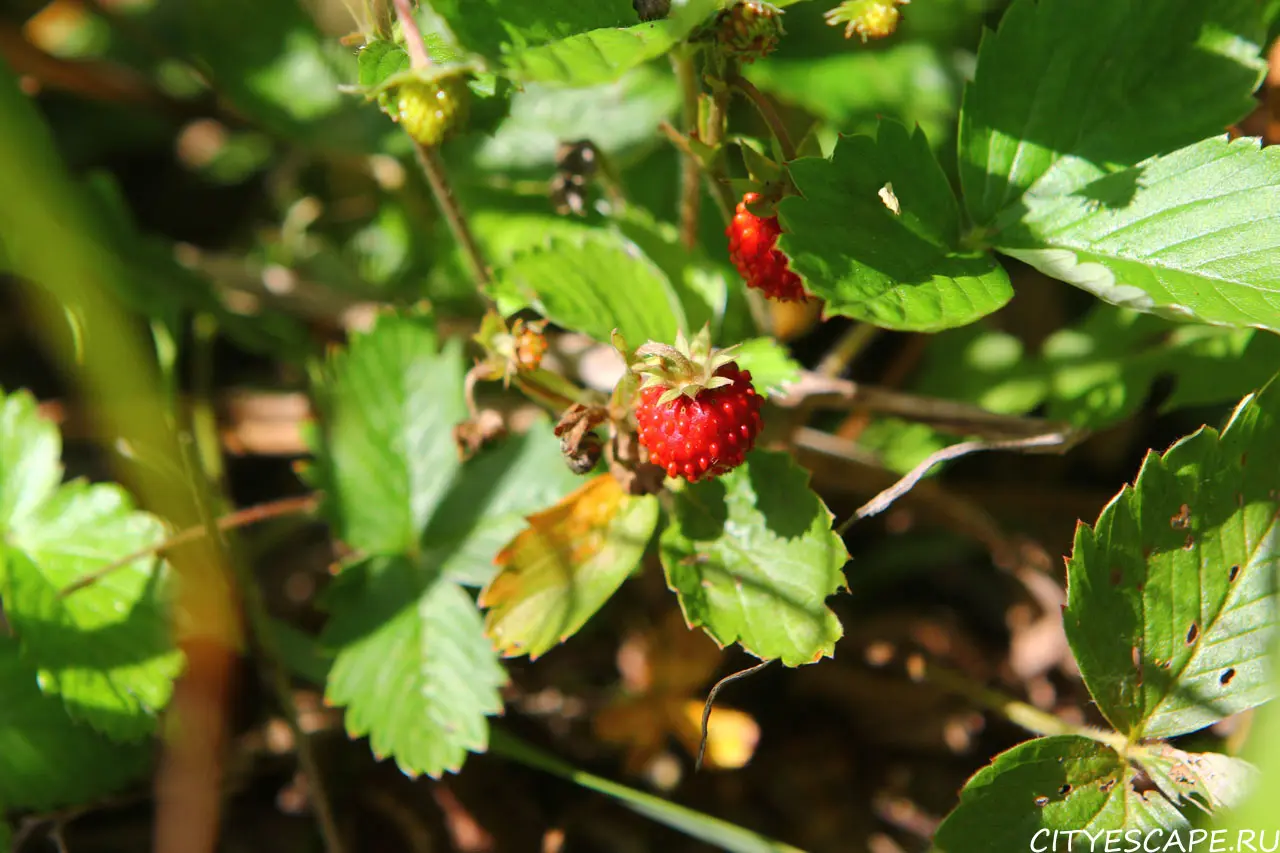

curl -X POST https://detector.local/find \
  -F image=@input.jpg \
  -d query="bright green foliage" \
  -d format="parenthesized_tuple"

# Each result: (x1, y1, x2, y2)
(324, 557, 507, 778)
(731, 337, 800, 397)
(746, 43, 963, 145)
(660, 450, 848, 665)
(959, 0, 1264, 226)
(0, 390, 181, 741)
(493, 234, 688, 345)
(778, 122, 1012, 331)
(999, 137, 1280, 333)
(0, 636, 151, 810)
(1065, 377, 1280, 739)
(935, 737, 1188, 850)
(914, 306, 1280, 429)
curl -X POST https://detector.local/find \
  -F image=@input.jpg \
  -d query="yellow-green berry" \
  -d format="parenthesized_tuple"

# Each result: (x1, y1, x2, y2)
(395, 75, 469, 147)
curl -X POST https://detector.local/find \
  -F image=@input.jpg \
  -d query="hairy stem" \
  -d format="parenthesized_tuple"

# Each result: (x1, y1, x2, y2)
(390, 0, 430, 70)
(413, 142, 492, 287)
(731, 74, 796, 162)
(672, 49, 702, 249)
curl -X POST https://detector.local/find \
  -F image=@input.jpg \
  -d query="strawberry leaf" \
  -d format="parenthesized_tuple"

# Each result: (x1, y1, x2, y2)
(0, 636, 150, 810)
(659, 450, 848, 666)
(960, 0, 1264, 227)
(995, 137, 1280, 334)
(493, 233, 687, 346)
(480, 475, 659, 660)
(324, 557, 506, 778)
(777, 121, 1012, 332)
(1065, 376, 1280, 739)
(0, 389, 181, 741)
(935, 737, 1189, 849)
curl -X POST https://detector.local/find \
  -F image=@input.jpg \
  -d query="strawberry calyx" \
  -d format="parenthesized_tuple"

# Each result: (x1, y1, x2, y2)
(632, 326, 742, 406)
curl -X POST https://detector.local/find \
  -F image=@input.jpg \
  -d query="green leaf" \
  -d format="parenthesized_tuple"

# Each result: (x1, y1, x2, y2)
(481, 475, 659, 659)
(0, 636, 150, 810)
(934, 736, 1187, 850)
(732, 337, 800, 397)
(1065, 376, 1280, 739)
(324, 557, 507, 778)
(439, 0, 722, 87)
(313, 312, 465, 555)
(471, 66, 679, 172)
(959, 0, 1265, 226)
(746, 43, 964, 146)
(996, 137, 1280, 334)
(778, 121, 1012, 331)
(913, 306, 1280, 430)
(423, 421, 583, 587)
(659, 450, 848, 666)
(494, 234, 687, 345)
(0, 390, 180, 740)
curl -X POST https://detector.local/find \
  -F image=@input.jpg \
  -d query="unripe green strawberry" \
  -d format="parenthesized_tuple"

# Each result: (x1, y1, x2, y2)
(395, 75, 469, 147)
(716, 1, 784, 63)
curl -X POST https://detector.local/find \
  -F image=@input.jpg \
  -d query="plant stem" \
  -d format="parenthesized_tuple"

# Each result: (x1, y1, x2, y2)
(413, 142, 492, 287)
(672, 49, 702, 249)
(390, 0, 430, 70)
(922, 660, 1131, 756)
(59, 495, 321, 597)
(816, 322, 878, 378)
(703, 77, 737, 218)
(731, 74, 796, 162)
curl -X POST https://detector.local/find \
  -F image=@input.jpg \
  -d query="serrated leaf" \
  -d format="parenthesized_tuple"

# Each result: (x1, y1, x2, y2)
(746, 43, 964, 145)
(778, 122, 1012, 332)
(934, 736, 1186, 851)
(314, 312, 465, 555)
(1135, 744, 1258, 813)
(659, 450, 847, 666)
(1065, 376, 1280, 739)
(324, 556, 506, 778)
(0, 390, 180, 740)
(481, 475, 659, 659)
(0, 636, 150, 810)
(732, 338, 800, 397)
(423, 421, 583, 587)
(960, 0, 1265, 226)
(996, 137, 1280, 334)
(494, 234, 687, 346)
(472, 66, 678, 172)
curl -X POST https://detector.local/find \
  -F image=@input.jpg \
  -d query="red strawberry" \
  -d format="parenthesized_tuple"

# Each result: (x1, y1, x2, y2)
(632, 328, 763, 482)
(727, 192, 808, 302)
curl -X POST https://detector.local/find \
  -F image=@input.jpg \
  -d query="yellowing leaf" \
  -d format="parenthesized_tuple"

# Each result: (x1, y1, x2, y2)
(481, 474, 659, 659)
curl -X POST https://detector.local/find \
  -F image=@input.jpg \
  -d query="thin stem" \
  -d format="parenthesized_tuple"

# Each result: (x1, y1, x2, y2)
(922, 661, 1131, 756)
(731, 74, 796, 162)
(59, 494, 321, 597)
(413, 142, 492, 288)
(391, 0, 431, 70)
(657, 121, 733, 224)
(672, 49, 702, 249)
(816, 323, 878, 378)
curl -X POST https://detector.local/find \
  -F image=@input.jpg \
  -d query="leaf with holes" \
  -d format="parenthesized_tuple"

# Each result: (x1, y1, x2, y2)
(997, 138, 1280, 333)
(323, 556, 507, 778)
(1065, 375, 1280, 740)
(0, 390, 181, 741)
(1134, 743, 1258, 813)
(659, 450, 848, 666)
(960, 0, 1264, 226)
(778, 121, 1011, 332)
(0, 636, 151, 810)
(934, 736, 1190, 850)
(481, 475, 659, 659)
(492, 234, 686, 346)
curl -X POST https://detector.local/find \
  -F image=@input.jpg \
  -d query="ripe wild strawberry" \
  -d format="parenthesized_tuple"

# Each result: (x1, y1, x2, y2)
(632, 328, 763, 482)
(727, 192, 808, 302)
